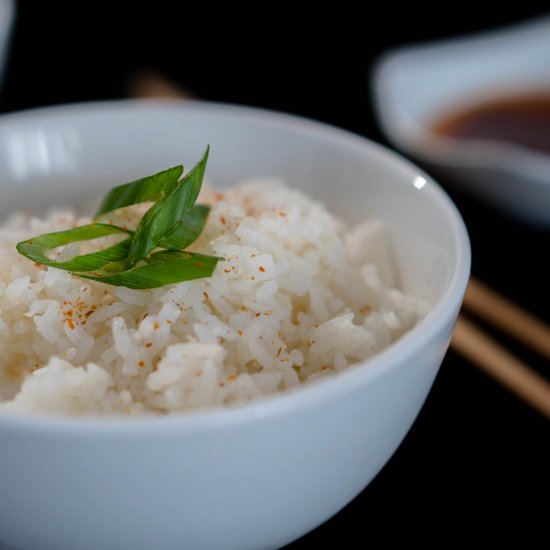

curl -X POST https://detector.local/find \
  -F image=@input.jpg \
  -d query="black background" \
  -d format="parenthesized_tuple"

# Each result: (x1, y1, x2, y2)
(2, 3, 549, 547)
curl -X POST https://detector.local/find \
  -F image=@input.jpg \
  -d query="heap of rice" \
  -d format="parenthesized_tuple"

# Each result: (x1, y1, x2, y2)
(0, 181, 427, 415)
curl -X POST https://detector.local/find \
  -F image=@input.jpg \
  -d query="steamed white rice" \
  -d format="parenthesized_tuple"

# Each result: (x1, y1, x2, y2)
(0, 180, 427, 415)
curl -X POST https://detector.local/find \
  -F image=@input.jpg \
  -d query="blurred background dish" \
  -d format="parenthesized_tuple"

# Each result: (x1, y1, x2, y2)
(372, 15, 550, 226)
(0, 0, 13, 88)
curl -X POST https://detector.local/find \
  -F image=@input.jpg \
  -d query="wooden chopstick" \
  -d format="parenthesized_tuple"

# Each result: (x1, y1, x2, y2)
(128, 71, 550, 419)
(451, 315, 550, 419)
(126, 70, 196, 101)
(463, 276, 550, 362)
(455, 276, 550, 419)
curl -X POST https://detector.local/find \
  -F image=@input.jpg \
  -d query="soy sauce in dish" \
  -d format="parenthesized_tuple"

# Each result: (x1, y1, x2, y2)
(433, 93, 550, 154)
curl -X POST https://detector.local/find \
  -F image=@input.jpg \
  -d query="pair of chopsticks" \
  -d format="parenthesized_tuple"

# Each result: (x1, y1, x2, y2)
(128, 70, 550, 420)
(452, 277, 550, 419)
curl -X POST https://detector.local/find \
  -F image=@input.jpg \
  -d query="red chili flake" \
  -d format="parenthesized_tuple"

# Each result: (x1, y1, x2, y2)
(153, 321, 159, 330)
(358, 305, 372, 314)
(66, 310, 73, 316)
(219, 382, 225, 387)
(67, 319, 75, 330)
(195, 261, 203, 267)
(259, 266, 266, 273)
(278, 211, 287, 217)
(85, 310, 94, 318)
(220, 216, 226, 225)
(276, 347, 282, 357)
(255, 312, 261, 317)
(63, 301, 69, 305)
(228, 375, 237, 381)
(145, 342, 152, 348)
(138, 361, 145, 368)
(237, 330, 243, 336)
(224, 269, 230, 273)
(203, 291, 209, 299)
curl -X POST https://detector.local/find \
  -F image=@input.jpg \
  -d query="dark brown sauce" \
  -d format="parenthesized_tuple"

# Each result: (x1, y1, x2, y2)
(433, 94, 550, 154)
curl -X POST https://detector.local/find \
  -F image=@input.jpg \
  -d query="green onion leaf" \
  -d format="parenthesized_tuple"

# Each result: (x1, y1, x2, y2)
(16, 147, 222, 289)
(94, 165, 184, 218)
(16, 224, 133, 271)
(79, 250, 221, 289)
(127, 147, 209, 265)
(159, 204, 211, 250)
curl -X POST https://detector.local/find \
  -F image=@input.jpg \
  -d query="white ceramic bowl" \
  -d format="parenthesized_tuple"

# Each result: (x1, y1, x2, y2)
(0, 101, 470, 550)
(372, 15, 550, 226)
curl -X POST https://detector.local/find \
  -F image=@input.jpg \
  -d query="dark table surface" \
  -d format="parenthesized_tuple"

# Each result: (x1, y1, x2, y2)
(2, 4, 549, 546)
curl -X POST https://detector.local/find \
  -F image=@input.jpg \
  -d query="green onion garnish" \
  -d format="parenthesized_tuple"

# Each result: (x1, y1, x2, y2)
(16, 147, 223, 289)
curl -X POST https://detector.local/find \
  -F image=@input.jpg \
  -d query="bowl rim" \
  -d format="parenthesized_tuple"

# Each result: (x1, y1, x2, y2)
(0, 99, 471, 434)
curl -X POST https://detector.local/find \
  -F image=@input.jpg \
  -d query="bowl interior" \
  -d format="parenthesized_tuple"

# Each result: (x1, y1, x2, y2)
(0, 101, 465, 315)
